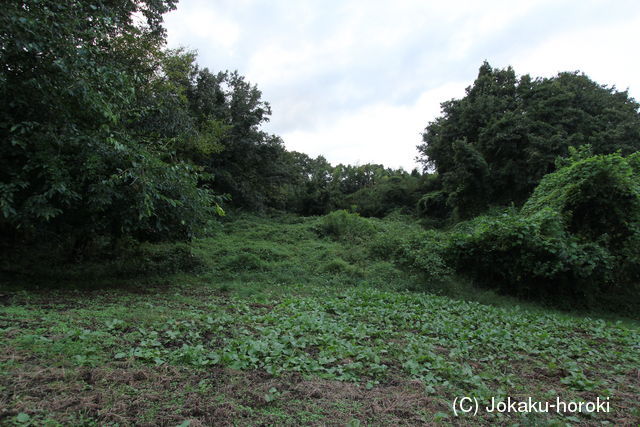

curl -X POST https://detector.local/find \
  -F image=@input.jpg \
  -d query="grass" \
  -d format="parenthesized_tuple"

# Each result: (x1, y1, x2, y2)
(1, 213, 639, 425)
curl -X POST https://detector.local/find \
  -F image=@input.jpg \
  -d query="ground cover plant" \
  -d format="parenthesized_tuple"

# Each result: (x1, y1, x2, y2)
(1, 215, 639, 425)
(3, 3, 640, 424)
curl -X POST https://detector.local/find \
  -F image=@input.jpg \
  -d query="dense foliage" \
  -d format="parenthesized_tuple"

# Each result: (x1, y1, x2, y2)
(418, 62, 640, 220)
(522, 150, 640, 284)
(0, 0, 430, 264)
(2, 2, 638, 313)
(401, 151, 640, 308)
(0, 0, 223, 254)
(281, 156, 426, 216)
(448, 208, 615, 303)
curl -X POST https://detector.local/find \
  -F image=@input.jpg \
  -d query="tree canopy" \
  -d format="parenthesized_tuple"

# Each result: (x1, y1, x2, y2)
(417, 62, 640, 219)
(0, 0, 220, 253)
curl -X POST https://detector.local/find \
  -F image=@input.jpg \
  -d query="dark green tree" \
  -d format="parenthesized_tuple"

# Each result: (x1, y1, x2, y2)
(442, 139, 490, 219)
(417, 62, 640, 219)
(285, 153, 337, 215)
(179, 67, 289, 210)
(0, 0, 220, 254)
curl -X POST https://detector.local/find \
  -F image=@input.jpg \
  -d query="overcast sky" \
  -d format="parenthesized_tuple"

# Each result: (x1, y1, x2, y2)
(164, 0, 640, 171)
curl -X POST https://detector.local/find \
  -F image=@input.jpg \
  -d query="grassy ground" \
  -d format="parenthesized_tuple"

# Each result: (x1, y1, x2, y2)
(1, 214, 639, 425)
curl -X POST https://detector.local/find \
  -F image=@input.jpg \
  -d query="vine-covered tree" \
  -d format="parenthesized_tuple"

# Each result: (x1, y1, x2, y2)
(417, 62, 640, 219)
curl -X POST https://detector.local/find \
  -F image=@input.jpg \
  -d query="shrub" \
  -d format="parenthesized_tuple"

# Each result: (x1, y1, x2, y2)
(221, 252, 265, 271)
(316, 210, 376, 241)
(319, 258, 363, 278)
(416, 190, 450, 227)
(628, 151, 640, 177)
(442, 151, 640, 308)
(397, 231, 453, 284)
(0, 241, 205, 283)
(369, 226, 453, 284)
(523, 151, 640, 245)
(447, 209, 615, 302)
(522, 151, 640, 284)
(118, 243, 206, 276)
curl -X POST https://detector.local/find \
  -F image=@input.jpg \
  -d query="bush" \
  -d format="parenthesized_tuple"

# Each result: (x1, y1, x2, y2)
(319, 258, 363, 278)
(0, 241, 205, 284)
(444, 151, 640, 308)
(523, 151, 640, 284)
(316, 210, 376, 241)
(115, 243, 206, 276)
(365, 152, 640, 310)
(523, 151, 640, 244)
(221, 252, 265, 271)
(416, 190, 450, 227)
(369, 225, 453, 284)
(447, 209, 614, 303)
(396, 231, 453, 284)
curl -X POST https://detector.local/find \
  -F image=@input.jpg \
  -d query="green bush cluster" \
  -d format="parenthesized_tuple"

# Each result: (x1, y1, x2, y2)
(117, 243, 206, 276)
(445, 152, 639, 307)
(373, 151, 640, 310)
(447, 208, 615, 303)
(220, 252, 266, 271)
(316, 210, 376, 241)
(0, 241, 205, 284)
(522, 151, 640, 284)
(319, 258, 364, 278)
(369, 229, 453, 284)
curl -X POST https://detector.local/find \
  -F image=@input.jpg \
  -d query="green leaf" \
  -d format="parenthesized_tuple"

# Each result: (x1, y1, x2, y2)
(16, 413, 30, 423)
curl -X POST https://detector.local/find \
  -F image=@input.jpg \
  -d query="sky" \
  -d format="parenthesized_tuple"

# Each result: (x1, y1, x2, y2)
(164, 0, 640, 171)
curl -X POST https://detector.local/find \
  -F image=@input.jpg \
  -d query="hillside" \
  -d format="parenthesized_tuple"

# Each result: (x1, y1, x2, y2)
(2, 215, 638, 425)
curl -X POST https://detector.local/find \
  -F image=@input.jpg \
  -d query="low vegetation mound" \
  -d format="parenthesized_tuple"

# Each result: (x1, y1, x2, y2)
(444, 150, 640, 310)
(448, 208, 614, 304)
(523, 150, 640, 248)
(316, 210, 377, 241)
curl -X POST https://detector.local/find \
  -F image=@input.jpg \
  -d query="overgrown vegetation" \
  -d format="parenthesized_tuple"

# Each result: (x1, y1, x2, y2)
(2, 1, 640, 424)
(417, 62, 640, 220)
(2, 216, 639, 425)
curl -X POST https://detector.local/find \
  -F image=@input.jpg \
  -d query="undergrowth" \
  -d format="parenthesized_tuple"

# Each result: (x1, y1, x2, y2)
(1, 213, 639, 424)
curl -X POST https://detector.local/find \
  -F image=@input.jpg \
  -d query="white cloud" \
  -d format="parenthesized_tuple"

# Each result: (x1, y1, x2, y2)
(512, 15, 640, 96)
(277, 83, 467, 171)
(165, 0, 640, 168)
(165, 1, 240, 51)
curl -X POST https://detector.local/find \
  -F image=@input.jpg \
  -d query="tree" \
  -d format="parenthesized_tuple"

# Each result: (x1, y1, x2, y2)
(442, 139, 490, 219)
(0, 0, 220, 254)
(417, 62, 640, 218)
(284, 153, 337, 215)
(177, 67, 290, 210)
